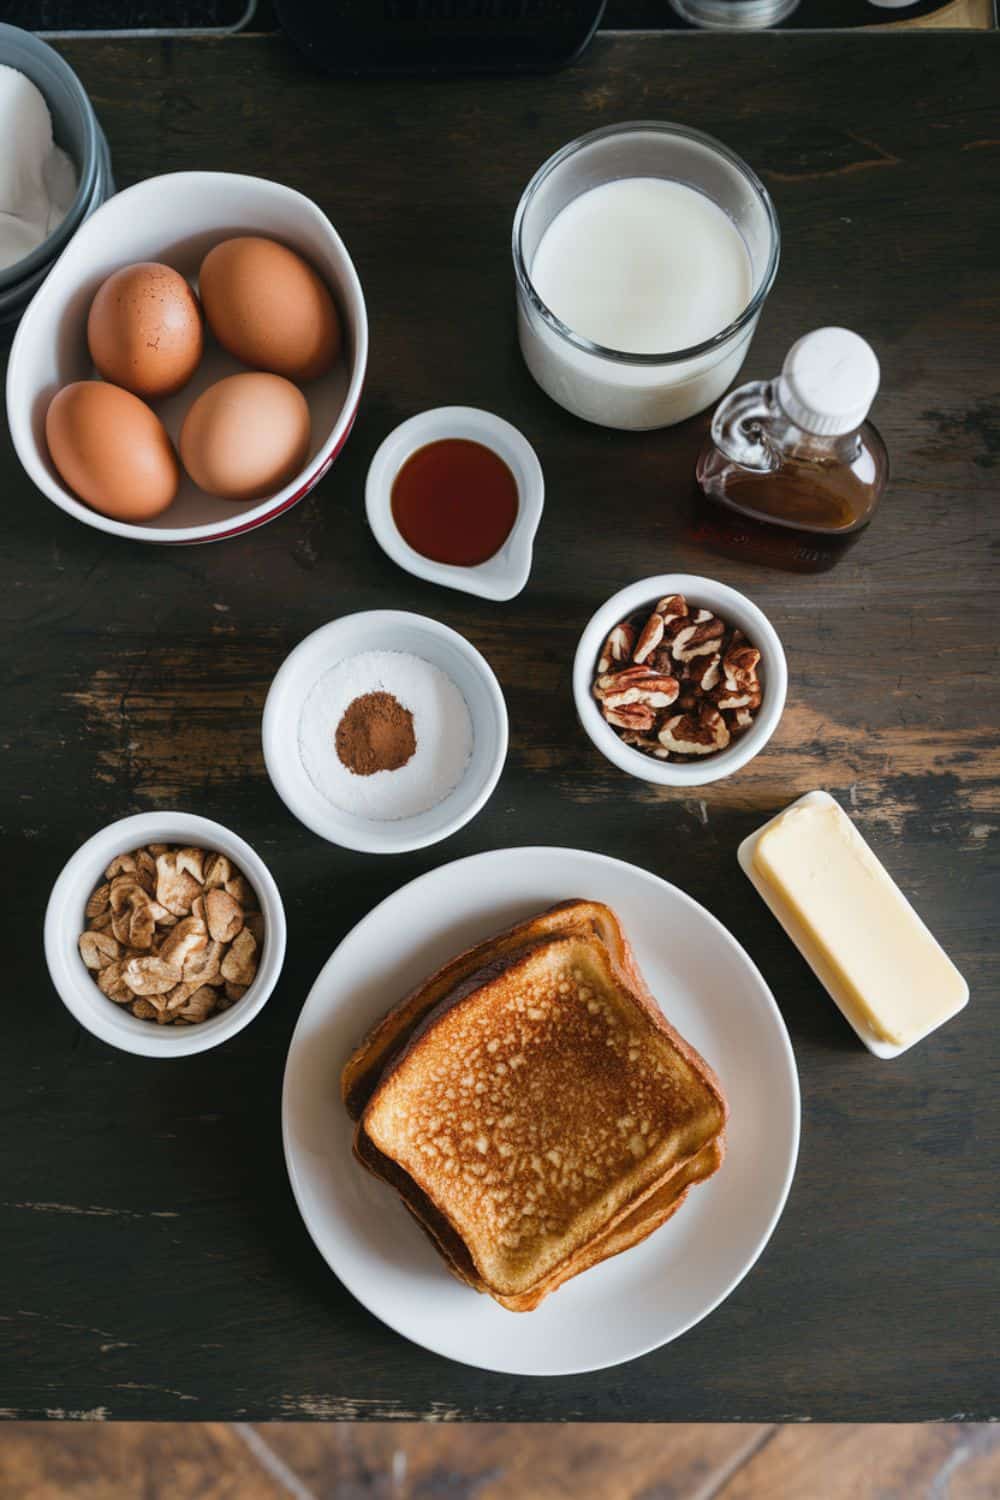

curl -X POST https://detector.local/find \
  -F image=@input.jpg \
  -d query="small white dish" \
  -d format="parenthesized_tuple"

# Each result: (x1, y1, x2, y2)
(44, 811, 286, 1058)
(574, 573, 787, 788)
(365, 406, 544, 601)
(7, 170, 368, 543)
(262, 610, 508, 854)
(737, 790, 969, 1059)
(282, 845, 800, 1374)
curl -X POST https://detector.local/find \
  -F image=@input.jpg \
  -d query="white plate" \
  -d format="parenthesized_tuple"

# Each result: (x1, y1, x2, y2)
(282, 846, 800, 1375)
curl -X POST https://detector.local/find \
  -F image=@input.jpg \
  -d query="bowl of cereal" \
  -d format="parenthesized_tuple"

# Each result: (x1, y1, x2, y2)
(44, 811, 286, 1057)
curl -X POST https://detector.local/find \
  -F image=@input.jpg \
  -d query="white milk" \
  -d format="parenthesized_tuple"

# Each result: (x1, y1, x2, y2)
(519, 177, 757, 430)
(531, 177, 751, 356)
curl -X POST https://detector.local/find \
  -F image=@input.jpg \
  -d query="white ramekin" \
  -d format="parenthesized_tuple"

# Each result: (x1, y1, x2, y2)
(262, 611, 508, 854)
(44, 811, 287, 1057)
(573, 574, 787, 788)
(7, 171, 367, 543)
(512, 122, 779, 430)
(365, 406, 544, 601)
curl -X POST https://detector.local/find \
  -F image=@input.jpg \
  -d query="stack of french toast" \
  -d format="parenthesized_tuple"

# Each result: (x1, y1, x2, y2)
(343, 899, 728, 1311)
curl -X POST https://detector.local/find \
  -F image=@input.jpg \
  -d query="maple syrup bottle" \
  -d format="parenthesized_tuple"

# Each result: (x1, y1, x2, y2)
(693, 328, 888, 572)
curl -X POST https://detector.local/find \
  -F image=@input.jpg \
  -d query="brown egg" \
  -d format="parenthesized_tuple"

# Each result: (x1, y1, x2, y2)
(199, 236, 340, 382)
(179, 372, 311, 502)
(46, 381, 180, 521)
(87, 262, 203, 399)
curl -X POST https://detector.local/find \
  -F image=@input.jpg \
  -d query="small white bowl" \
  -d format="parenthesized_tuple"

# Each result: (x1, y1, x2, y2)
(573, 574, 787, 788)
(262, 610, 508, 853)
(7, 171, 368, 544)
(44, 811, 287, 1058)
(365, 406, 544, 601)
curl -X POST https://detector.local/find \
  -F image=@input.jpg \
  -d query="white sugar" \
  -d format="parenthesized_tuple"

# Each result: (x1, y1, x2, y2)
(297, 650, 473, 820)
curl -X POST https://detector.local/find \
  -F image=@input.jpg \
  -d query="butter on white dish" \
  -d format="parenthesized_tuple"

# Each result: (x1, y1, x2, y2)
(738, 790, 968, 1058)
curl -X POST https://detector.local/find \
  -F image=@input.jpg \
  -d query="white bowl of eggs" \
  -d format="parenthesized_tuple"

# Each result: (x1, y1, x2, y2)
(5, 171, 368, 542)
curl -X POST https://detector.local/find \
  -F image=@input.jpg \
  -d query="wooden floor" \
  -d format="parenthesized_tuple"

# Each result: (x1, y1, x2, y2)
(0, 1422, 998, 1498)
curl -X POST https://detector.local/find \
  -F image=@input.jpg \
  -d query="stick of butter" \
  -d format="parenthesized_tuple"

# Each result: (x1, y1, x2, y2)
(738, 790, 968, 1057)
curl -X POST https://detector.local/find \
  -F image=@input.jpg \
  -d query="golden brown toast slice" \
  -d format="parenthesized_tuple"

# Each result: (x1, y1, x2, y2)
(355, 1132, 721, 1310)
(498, 1136, 724, 1311)
(345, 900, 727, 1309)
(343, 900, 649, 1120)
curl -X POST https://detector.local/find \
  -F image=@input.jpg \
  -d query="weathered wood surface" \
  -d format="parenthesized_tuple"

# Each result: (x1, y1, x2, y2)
(1, 30, 997, 1421)
(1, 1421, 999, 1497)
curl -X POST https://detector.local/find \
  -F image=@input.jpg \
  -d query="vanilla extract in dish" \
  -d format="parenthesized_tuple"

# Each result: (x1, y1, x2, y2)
(390, 439, 518, 567)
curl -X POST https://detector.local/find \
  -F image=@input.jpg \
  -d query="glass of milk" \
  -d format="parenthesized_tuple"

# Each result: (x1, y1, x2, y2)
(513, 122, 779, 430)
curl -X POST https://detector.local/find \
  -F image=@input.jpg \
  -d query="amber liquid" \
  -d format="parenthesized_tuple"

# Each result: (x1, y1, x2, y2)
(692, 433, 884, 573)
(391, 438, 518, 567)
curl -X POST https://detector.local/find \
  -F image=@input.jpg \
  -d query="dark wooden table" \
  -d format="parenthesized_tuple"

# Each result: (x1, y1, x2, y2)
(2, 29, 997, 1423)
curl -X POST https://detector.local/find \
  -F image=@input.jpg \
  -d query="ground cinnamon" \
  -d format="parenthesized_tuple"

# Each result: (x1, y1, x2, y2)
(335, 691, 416, 776)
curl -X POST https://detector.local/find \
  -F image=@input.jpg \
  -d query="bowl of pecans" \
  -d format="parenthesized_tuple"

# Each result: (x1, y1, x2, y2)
(44, 811, 286, 1057)
(573, 574, 787, 787)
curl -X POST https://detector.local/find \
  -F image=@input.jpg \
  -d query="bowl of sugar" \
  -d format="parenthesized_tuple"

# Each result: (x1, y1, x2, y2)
(513, 120, 780, 430)
(262, 611, 508, 854)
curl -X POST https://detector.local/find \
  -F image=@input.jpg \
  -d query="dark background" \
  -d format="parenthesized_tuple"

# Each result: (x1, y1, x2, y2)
(1, 22, 998, 1422)
(3, 1, 995, 34)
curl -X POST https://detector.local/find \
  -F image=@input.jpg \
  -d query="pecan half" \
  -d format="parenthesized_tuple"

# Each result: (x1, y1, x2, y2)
(632, 612, 665, 665)
(722, 639, 762, 692)
(604, 702, 657, 733)
(657, 704, 731, 757)
(670, 615, 726, 663)
(597, 667, 679, 713)
(686, 652, 722, 694)
(597, 621, 637, 675)
(714, 682, 763, 712)
(631, 595, 687, 665)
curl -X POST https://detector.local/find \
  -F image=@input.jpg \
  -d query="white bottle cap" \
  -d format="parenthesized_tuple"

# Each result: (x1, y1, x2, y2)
(777, 327, 880, 436)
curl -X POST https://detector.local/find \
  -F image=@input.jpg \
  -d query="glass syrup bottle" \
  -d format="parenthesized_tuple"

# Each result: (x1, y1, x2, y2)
(693, 328, 889, 572)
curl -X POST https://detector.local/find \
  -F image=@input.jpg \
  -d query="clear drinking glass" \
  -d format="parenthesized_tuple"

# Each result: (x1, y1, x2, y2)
(669, 0, 800, 27)
(512, 121, 780, 431)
